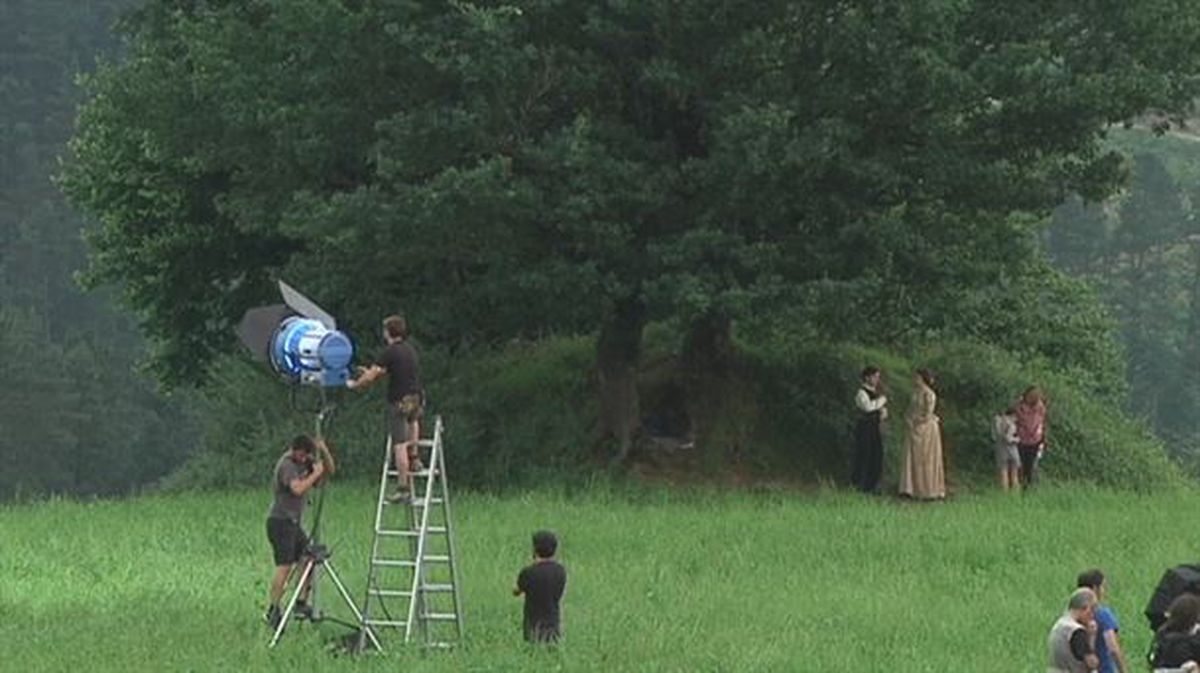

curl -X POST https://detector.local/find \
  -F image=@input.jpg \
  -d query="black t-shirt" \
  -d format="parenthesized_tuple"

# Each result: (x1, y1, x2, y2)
(375, 341, 420, 404)
(517, 560, 566, 641)
(1068, 627, 1092, 661)
(1153, 631, 1200, 667)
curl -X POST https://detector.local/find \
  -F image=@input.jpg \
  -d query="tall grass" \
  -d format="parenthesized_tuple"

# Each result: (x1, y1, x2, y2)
(4, 484, 1195, 671)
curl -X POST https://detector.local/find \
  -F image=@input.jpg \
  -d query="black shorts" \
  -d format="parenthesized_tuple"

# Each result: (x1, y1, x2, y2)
(267, 517, 309, 566)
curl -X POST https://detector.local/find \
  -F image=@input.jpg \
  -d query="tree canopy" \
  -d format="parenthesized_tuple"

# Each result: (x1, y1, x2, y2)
(62, 0, 1200, 457)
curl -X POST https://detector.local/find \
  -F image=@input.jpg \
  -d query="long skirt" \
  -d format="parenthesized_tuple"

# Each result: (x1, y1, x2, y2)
(899, 420, 945, 499)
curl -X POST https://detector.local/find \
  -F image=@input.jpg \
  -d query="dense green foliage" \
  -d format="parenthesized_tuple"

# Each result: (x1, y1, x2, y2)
(748, 335, 1183, 490)
(7, 485, 1200, 671)
(60, 2, 1200, 462)
(0, 0, 195, 499)
(4, 1, 1197, 496)
(175, 328, 1182, 492)
(1048, 130, 1200, 468)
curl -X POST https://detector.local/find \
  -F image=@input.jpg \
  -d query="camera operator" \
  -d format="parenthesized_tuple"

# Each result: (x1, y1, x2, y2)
(263, 434, 334, 629)
(346, 314, 422, 503)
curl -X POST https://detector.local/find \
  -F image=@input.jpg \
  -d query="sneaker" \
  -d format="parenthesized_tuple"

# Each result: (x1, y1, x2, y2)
(264, 605, 282, 630)
(386, 489, 413, 504)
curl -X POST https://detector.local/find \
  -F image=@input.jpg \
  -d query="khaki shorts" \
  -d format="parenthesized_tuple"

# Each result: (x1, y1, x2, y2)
(995, 443, 1020, 470)
(387, 394, 423, 444)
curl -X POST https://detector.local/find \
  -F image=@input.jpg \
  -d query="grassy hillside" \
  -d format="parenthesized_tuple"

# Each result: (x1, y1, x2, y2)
(6, 484, 1199, 671)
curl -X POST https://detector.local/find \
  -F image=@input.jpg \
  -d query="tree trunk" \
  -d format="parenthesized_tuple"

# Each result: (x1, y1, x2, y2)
(596, 298, 646, 464)
(682, 313, 734, 375)
(682, 313, 736, 467)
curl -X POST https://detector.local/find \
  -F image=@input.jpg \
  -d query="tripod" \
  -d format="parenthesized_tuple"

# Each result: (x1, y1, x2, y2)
(268, 401, 381, 651)
(269, 542, 381, 649)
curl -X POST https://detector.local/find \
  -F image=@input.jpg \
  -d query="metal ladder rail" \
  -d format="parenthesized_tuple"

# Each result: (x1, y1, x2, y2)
(358, 418, 460, 650)
(433, 417, 465, 641)
(359, 433, 436, 644)
(403, 419, 442, 642)
(357, 432, 398, 648)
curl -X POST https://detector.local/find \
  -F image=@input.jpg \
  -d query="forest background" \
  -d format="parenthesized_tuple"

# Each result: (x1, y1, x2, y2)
(5, 0, 1200, 500)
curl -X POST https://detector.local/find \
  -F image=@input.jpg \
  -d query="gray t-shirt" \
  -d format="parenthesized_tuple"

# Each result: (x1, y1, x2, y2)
(268, 453, 309, 522)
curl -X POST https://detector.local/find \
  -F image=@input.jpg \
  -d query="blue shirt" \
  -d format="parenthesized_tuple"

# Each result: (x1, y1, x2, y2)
(1095, 605, 1120, 673)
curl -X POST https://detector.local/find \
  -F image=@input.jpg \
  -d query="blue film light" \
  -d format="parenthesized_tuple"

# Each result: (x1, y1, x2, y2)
(269, 317, 355, 387)
(237, 281, 356, 388)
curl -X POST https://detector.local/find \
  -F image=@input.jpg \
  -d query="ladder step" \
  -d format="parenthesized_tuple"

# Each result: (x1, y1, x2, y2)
(423, 555, 451, 563)
(422, 583, 455, 593)
(368, 589, 413, 598)
(385, 469, 439, 478)
(363, 619, 408, 628)
(422, 613, 459, 621)
(381, 499, 421, 507)
(372, 559, 417, 568)
(385, 439, 435, 448)
(376, 529, 418, 537)
(380, 496, 444, 506)
(374, 527, 446, 537)
(424, 642, 455, 649)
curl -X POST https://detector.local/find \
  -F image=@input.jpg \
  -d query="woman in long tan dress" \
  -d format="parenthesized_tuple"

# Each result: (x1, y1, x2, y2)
(899, 368, 945, 500)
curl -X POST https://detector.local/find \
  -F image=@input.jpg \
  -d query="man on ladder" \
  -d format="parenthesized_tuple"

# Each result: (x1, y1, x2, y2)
(346, 314, 423, 503)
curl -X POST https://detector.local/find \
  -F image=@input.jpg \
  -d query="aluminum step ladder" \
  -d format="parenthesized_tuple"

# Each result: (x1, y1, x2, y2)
(358, 415, 464, 650)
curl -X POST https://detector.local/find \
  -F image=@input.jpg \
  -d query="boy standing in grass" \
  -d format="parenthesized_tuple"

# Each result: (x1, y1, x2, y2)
(1078, 569, 1130, 673)
(513, 530, 567, 643)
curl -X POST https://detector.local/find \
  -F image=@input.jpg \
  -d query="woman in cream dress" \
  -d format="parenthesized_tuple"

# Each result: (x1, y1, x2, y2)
(899, 368, 945, 500)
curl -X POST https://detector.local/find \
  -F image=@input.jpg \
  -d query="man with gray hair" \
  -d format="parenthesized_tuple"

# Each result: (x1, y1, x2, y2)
(1048, 587, 1100, 672)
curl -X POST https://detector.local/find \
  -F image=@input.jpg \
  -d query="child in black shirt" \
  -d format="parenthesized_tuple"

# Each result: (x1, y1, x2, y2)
(513, 530, 567, 643)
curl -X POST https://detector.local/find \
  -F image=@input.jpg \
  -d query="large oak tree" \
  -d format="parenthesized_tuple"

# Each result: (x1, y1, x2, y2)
(63, 0, 1200, 458)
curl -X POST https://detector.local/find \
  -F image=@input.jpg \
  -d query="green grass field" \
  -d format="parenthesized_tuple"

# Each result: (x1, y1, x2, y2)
(4, 483, 1197, 672)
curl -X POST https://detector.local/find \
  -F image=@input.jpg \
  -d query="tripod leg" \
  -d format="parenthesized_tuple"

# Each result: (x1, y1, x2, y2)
(269, 558, 316, 648)
(306, 556, 322, 619)
(323, 561, 383, 652)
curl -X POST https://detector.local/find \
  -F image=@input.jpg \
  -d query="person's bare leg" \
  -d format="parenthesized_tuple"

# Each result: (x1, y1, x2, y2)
(1008, 465, 1020, 492)
(393, 442, 410, 493)
(997, 469, 1009, 490)
(408, 418, 422, 471)
(269, 564, 292, 607)
(297, 559, 313, 604)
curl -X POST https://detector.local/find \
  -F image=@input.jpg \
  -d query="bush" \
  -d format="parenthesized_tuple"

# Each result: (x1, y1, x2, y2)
(166, 336, 598, 492)
(920, 341, 1184, 490)
(430, 336, 597, 489)
(740, 334, 1184, 491)
(167, 329, 1183, 493)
